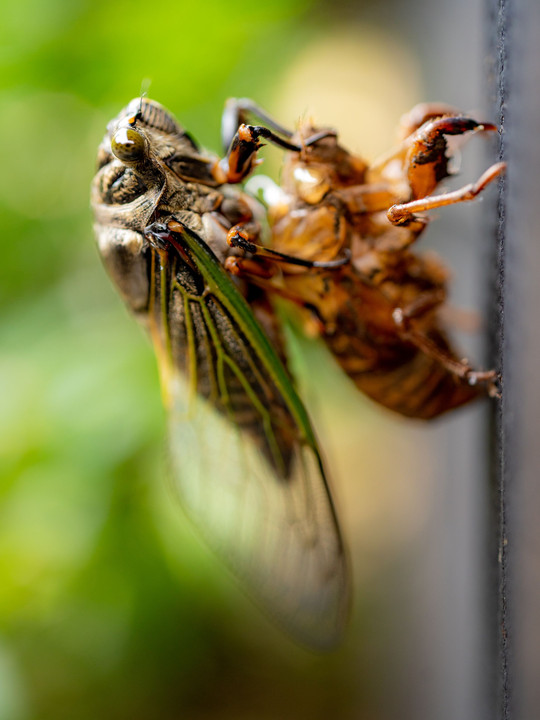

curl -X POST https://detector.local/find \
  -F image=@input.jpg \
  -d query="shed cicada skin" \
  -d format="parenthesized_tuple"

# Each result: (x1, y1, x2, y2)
(91, 97, 349, 651)
(222, 100, 503, 419)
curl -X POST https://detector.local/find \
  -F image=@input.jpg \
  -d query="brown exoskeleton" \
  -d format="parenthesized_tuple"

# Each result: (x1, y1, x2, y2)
(221, 100, 504, 419)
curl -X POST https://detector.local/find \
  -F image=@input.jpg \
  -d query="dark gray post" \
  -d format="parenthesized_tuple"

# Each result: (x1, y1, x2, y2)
(490, 0, 540, 717)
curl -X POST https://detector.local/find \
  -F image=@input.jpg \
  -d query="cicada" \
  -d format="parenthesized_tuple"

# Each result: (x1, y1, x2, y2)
(221, 100, 503, 418)
(91, 97, 349, 650)
(92, 97, 502, 650)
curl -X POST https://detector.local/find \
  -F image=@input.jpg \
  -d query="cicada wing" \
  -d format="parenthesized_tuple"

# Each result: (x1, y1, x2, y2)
(146, 219, 350, 649)
(166, 371, 349, 650)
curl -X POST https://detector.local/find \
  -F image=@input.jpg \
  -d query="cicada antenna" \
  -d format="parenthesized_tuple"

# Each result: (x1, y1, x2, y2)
(130, 78, 152, 127)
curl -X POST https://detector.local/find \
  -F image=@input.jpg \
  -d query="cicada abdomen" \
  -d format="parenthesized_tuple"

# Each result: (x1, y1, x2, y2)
(320, 265, 484, 419)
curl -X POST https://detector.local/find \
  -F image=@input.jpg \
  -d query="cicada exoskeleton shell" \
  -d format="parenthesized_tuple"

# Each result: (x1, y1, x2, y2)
(254, 110, 502, 418)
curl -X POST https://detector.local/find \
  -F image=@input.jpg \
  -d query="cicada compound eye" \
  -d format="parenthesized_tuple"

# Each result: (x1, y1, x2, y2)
(111, 126, 147, 164)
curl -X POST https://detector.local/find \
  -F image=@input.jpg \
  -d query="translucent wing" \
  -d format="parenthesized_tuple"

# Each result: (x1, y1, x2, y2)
(146, 220, 350, 650)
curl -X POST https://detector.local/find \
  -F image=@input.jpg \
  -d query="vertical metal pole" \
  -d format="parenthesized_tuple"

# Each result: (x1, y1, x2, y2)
(487, 0, 509, 716)
(490, 0, 540, 716)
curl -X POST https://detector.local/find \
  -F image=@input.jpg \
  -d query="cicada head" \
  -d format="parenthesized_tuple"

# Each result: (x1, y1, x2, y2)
(91, 97, 224, 315)
(280, 121, 368, 204)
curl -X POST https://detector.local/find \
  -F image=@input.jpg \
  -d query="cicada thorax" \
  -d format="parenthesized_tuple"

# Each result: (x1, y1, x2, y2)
(281, 122, 369, 196)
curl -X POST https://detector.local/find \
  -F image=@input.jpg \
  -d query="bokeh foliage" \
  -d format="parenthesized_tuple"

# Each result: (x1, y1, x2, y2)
(3, 0, 489, 715)
(0, 1, 376, 718)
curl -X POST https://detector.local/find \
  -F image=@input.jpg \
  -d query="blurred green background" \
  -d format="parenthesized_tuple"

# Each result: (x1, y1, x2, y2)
(0, 0, 496, 718)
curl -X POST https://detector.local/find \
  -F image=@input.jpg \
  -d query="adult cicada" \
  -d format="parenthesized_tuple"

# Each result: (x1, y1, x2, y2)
(91, 97, 349, 650)
(221, 100, 503, 418)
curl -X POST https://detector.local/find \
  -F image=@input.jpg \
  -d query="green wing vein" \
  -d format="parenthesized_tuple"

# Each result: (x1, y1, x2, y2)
(152, 222, 350, 650)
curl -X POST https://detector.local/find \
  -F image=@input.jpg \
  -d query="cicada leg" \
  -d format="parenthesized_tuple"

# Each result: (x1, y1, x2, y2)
(370, 113, 501, 214)
(227, 223, 350, 271)
(370, 108, 472, 177)
(392, 301, 500, 397)
(398, 102, 463, 140)
(216, 98, 337, 185)
(387, 161, 506, 227)
(405, 116, 500, 199)
(393, 289, 447, 321)
(221, 98, 295, 151)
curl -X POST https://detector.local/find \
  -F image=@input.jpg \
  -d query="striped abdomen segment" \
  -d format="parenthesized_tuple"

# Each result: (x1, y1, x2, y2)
(325, 318, 479, 419)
